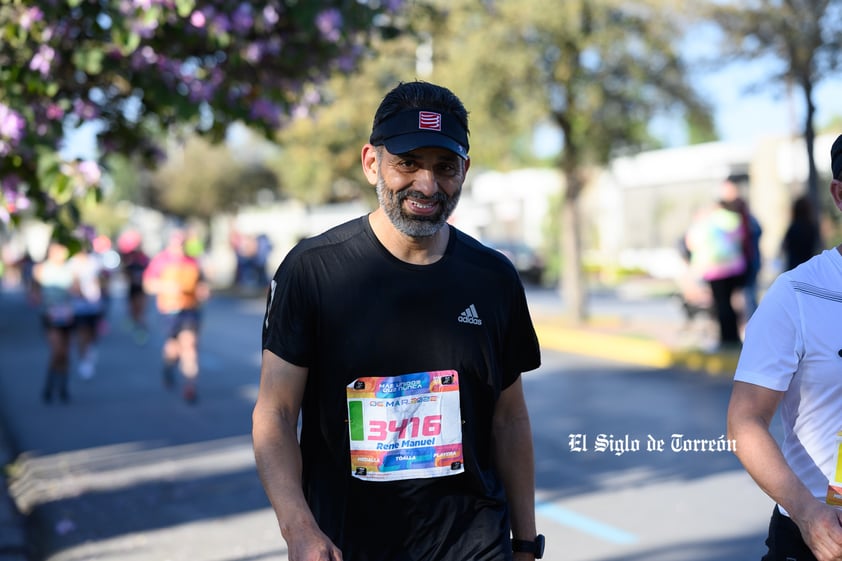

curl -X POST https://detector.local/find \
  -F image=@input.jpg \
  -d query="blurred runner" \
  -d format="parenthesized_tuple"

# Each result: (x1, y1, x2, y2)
(143, 230, 209, 403)
(68, 244, 109, 379)
(118, 229, 151, 343)
(32, 242, 75, 403)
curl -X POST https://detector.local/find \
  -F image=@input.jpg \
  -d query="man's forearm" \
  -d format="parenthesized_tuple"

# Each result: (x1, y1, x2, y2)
(731, 418, 816, 519)
(252, 407, 318, 538)
(493, 413, 537, 540)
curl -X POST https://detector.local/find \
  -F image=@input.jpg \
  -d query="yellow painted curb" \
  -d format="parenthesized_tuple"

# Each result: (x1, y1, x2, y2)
(534, 322, 740, 376)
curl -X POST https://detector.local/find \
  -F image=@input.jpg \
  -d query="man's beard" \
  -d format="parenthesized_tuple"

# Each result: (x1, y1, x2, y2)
(375, 175, 461, 238)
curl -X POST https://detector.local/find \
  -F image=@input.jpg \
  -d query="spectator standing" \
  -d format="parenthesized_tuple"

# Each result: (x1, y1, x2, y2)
(782, 194, 821, 272)
(727, 133, 842, 560)
(684, 177, 750, 349)
(253, 81, 544, 561)
(143, 230, 209, 404)
(731, 190, 763, 321)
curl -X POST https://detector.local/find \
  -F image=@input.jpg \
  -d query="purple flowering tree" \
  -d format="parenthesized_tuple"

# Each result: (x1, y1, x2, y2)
(0, 0, 403, 248)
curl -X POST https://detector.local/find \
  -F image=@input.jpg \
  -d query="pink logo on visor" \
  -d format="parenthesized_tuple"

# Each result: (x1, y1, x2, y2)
(418, 111, 442, 131)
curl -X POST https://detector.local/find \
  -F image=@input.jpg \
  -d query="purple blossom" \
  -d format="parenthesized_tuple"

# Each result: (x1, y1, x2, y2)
(60, 160, 102, 196)
(129, 0, 174, 10)
(77, 160, 101, 186)
(190, 10, 206, 28)
(139, 46, 158, 65)
(262, 5, 279, 26)
(336, 46, 363, 73)
(231, 4, 254, 34)
(13, 193, 30, 211)
(1, 175, 22, 198)
(185, 77, 218, 103)
(266, 36, 282, 56)
(210, 12, 231, 34)
(72, 99, 100, 121)
(243, 42, 262, 64)
(131, 17, 159, 39)
(19, 6, 44, 30)
(130, 47, 160, 70)
(250, 98, 281, 128)
(315, 9, 342, 43)
(1, 175, 28, 219)
(384, 0, 405, 12)
(46, 104, 65, 121)
(0, 104, 26, 156)
(29, 45, 56, 77)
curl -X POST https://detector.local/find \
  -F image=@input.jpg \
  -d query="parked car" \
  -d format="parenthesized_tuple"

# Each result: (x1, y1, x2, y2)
(484, 240, 545, 285)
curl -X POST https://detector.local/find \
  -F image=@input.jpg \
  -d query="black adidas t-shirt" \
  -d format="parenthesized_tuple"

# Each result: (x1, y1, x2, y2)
(262, 216, 541, 561)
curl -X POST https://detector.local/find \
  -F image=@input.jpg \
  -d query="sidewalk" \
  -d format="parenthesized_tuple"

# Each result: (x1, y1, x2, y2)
(0, 422, 26, 561)
(532, 308, 740, 377)
(0, 291, 30, 561)
(0, 282, 739, 560)
(527, 282, 741, 377)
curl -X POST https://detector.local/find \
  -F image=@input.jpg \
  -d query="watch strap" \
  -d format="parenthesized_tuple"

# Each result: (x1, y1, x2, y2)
(512, 534, 545, 558)
(511, 539, 536, 553)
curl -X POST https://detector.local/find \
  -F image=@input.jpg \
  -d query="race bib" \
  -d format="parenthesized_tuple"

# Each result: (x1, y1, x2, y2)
(827, 430, 842, 506)
(346, 370, 464, 482)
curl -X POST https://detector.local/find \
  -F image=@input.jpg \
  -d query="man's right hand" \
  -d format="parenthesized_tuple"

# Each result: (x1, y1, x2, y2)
(285, 523, 343, 561)
(794, 501, 842, 561)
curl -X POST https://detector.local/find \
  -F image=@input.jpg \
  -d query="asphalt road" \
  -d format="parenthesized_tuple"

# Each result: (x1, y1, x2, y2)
(0, 285, 774, 561)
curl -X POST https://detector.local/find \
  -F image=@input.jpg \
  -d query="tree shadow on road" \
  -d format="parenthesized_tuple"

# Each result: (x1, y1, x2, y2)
(525, 358, 754, 499)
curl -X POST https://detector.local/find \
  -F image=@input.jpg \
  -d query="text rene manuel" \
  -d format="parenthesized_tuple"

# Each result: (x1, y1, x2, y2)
(568, 433, 737, 456)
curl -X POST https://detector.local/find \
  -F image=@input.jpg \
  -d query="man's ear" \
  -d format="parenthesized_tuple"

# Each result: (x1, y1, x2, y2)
(831, 179, 842, 212)
(361, 144, 379, 186)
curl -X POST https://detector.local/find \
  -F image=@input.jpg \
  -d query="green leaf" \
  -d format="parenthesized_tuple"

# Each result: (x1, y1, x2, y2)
(175, 0, 195, 18)
(111, 29, 141, 55)
(51, 175, 73, 203)
(85, 186, 102, 205)
(72, 48, 105, 75)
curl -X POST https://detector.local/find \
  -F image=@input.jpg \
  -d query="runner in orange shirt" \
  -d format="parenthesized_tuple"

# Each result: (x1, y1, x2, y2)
(143, 230, 209, 403)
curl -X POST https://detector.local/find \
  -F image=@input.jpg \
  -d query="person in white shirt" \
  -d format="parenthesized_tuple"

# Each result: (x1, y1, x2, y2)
(727, 133, 842, 561)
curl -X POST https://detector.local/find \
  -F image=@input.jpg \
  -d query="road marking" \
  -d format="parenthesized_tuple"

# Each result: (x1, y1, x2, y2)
(537, 501, 638, 544)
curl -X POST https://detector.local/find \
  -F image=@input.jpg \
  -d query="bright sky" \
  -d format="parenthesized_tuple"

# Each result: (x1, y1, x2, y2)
(668, 62, 842, 147)
(660, 23, 842, 147)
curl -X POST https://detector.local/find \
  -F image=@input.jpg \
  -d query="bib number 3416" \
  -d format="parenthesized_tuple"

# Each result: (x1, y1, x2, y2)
(368, 415, 442, 441)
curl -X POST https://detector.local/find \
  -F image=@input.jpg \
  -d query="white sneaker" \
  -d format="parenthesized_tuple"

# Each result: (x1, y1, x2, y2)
(78, 359, 94, 379)
(78, 348, 97, 379)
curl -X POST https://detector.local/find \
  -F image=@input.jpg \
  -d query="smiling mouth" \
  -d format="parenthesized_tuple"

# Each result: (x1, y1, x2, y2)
(407, 198, 438, 211)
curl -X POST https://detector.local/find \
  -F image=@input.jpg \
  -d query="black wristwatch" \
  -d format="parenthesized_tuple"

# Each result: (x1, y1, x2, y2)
(512, 534, 545, 559)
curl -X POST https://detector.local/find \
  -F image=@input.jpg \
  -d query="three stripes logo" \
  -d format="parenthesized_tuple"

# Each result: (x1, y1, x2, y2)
(458, 304, 483, 326)
(418, 111, 442, 131)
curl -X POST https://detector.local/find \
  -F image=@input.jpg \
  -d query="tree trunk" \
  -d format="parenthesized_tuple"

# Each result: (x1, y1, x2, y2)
(801, 78, 821, 233)
(559, 170, 588, 324)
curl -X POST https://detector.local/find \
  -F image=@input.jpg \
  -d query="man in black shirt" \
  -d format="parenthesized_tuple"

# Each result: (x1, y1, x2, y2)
(253, 81, 543, 561)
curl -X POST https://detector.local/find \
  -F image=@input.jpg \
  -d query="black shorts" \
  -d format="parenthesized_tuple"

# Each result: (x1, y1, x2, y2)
(42, 315, 74, 332)
(128, 283, 145, 298)
(42, 305, 75, 331)
(74, 312, 102, 331)
(162, 309, 201, 339)
(762, 505, 817, 561)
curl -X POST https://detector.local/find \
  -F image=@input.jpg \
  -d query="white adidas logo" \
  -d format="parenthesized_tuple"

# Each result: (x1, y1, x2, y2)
(458, 304, 483, 325)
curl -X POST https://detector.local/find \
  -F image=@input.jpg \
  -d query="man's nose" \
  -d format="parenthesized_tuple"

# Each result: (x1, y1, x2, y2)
(411, 168, 439, 195)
